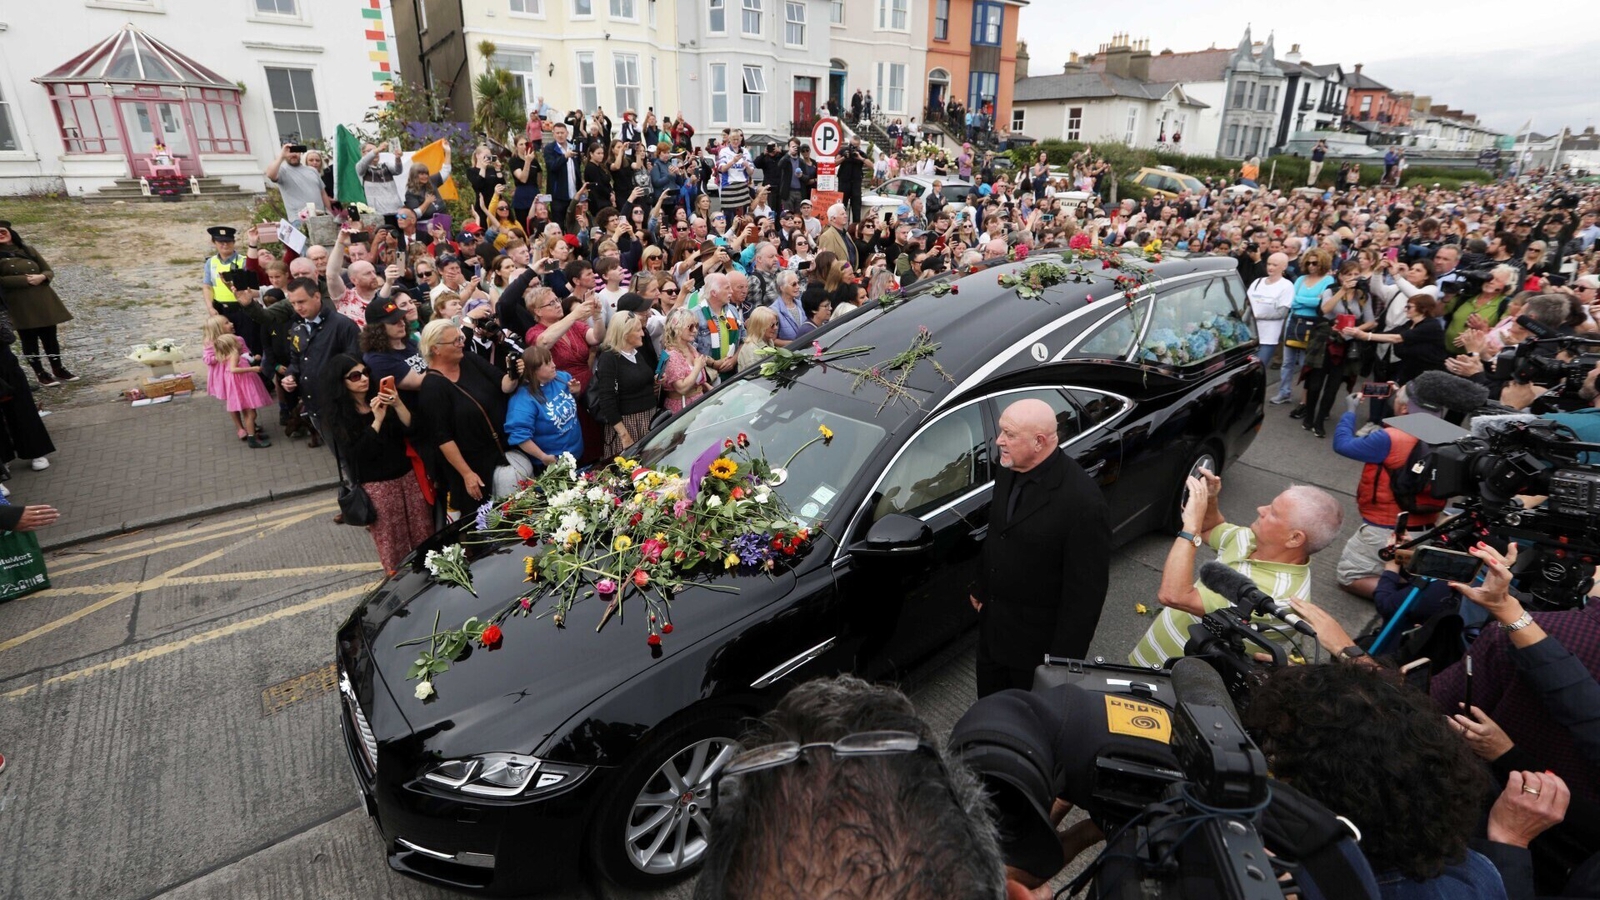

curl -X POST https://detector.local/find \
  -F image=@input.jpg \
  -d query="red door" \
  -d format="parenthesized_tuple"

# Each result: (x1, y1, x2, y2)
(793, 91, 815, 129)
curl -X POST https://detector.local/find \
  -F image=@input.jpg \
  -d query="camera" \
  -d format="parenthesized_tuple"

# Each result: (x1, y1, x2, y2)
(1490, 316, 1600, 404)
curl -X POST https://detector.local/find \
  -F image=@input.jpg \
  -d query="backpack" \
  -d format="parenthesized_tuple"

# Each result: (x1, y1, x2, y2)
(1385, 438, 1447, 514)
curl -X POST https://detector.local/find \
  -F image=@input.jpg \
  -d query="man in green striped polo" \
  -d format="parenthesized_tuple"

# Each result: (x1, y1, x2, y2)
(1128, 469, 1343, 669)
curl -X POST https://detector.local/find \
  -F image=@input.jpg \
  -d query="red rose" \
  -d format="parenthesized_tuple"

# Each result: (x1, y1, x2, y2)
(661, 623, 674, 634)
(647, 633, 662, 647)
(737, 432, 749, 447)
(950, 285, 959, 294)
(674, 550, 686, 561)
(723, 439, 735, 450)
(516, 524, 535, 540)
(629, 512, 643, 526)
(731, 487, 745, 500)
(614, 497, 623, 507)
(480, 624, 503, 648)
(633, 568, 649, 587)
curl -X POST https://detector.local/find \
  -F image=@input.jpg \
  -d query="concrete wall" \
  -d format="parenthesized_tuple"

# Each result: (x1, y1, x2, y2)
(675, 0, 832, 136)
(828, 0, 927, 120)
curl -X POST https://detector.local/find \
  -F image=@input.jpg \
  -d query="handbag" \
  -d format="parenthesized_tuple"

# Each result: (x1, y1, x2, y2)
(331, 440, 376, 527)
(1283, 314, 1318, 349)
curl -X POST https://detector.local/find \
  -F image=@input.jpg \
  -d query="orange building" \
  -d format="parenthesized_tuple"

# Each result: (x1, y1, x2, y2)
(1344, 64, 1410, 127)
(925, 0, 1029, 127)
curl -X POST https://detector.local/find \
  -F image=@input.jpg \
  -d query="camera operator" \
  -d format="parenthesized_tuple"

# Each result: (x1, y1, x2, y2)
(1431, 542, 1600, 895)
(1127, 468, 1343, 668)
(694, 675, 1013, 900)
(1442, 293, 1573, 410)
(1442, 265, 1519, 350)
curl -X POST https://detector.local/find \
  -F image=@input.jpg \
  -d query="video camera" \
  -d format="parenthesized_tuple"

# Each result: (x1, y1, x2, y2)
(1387, 412, 1600, 608)
(1491, 315, 1600, 406)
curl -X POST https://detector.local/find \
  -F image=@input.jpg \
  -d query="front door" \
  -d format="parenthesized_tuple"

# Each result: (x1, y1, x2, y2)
(118, 98, 202, 179)
(828, 71, 847, 112)
(793, 77, 815, 130)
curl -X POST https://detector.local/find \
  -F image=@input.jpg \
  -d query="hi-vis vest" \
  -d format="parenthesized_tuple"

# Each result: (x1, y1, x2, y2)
(208, 254, 245, 304)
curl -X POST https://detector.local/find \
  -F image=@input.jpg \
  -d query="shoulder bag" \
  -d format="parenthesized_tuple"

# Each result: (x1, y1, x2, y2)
(1283, 277, 1319, 349)
(330, 438, 376, 527)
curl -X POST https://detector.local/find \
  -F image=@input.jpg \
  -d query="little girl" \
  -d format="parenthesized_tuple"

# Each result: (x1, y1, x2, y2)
(203, 315, 274, 448)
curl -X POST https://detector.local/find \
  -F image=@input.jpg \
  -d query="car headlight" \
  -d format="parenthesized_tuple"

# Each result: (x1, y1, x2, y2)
(422, 753, 590, 798)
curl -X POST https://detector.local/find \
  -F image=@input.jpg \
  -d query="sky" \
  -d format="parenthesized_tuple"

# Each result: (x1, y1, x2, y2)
(1020, 1, 1600, 136)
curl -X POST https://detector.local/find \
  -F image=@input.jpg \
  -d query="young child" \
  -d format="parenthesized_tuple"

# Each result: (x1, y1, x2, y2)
(204, 316, 273, 448)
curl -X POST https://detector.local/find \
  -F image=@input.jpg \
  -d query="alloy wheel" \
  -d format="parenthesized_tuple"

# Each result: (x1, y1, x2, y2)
(623, 736, 741, 875)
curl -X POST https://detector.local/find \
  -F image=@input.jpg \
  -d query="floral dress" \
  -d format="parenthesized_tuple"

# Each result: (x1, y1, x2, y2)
(660, 348, 708, 414)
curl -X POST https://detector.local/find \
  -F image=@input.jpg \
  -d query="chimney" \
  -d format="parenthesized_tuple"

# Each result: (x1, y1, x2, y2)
(1014, 40, 1029, 81)
(1102, 38, 1132, 79)
(1284, 42, 1302, 65)
(1129, 42, 1151, 82)
(1063, 51, 1085, 74)
(1353, 63, 1363, 79)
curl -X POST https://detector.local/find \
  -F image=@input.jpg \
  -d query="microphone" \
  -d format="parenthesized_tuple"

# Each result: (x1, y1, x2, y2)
(1469, 413, 1544, 440)
(1170, 656, 1240, 726)
(1406, 370, 1490, 416)
(1198, 561, 1317, 636)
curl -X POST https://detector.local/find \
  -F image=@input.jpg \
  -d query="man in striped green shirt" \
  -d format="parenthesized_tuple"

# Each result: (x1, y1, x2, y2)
(1128, 469, 1343, 670)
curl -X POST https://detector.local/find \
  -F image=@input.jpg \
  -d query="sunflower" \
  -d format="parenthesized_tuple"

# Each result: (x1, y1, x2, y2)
(708, 458, 739, 480)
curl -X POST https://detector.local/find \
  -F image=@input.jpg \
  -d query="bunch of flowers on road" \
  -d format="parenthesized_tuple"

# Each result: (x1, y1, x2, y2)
(399, 439, 825, 694)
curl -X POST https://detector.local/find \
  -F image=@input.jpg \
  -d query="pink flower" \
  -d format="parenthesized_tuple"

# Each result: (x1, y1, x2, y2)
(1013, 245, 1030, 260)
(519, 597, 532, 611)
(597, 578, 618, 595)
(641, 538, 666, 563)
(1070, 233, 1093, 250)
(673, 498, 692, 518)
(811, 341, 824, 360)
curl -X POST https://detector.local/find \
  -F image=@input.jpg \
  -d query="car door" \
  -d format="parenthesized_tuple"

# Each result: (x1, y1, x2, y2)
(985, 387, 1128, 540)
(835, 401, 994, 678)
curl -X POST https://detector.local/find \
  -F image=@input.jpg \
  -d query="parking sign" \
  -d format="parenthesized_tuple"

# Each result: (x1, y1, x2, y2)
(811, 118, 842, 161)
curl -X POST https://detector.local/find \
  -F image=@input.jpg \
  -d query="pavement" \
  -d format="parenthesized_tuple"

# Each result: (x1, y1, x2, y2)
(17, 379, 339, 551)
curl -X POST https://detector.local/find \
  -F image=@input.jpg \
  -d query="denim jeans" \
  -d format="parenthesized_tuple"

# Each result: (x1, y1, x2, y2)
(1253, 342, 1278, 368)
(1276, 346, 1304, 399)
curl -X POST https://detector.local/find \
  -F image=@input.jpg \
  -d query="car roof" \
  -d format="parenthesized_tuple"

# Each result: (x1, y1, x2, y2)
(779, 252, 1239, 409)
(895, 175, 975, 187)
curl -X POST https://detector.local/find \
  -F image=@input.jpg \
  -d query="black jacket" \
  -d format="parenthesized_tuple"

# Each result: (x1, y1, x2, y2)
(245, 298, 359, 414)
(974, 448, 1111, 665)
(591, 349, 657, 423)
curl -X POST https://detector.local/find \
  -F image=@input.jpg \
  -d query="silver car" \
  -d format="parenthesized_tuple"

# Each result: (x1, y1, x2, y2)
(861, 176, 977, 217)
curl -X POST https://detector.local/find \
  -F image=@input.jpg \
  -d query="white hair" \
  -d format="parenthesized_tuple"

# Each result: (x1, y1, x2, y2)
(1491, 264, 1520, 286)
(1281, 485, 1344, 554)
(704, 271, 730, 299)
(776, 269, 799, 291)
(827, 203, 847, 220)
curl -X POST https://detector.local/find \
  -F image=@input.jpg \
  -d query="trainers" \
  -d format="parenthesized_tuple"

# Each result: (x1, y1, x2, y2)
(1268, 394, 1292, 405)
(30, 457, 49, 471)
(34, 370, 58, 387)
(50, 366, 78, 383)
(0, 484, 9, 498)
(247, 435, 272, 449)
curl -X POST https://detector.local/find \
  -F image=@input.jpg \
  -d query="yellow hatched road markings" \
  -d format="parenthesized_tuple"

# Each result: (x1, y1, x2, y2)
(47, 498, 338, 578)
(29, 564, 383, 598)
(0, 507, 330, 654)
(2, 583, 377, 700)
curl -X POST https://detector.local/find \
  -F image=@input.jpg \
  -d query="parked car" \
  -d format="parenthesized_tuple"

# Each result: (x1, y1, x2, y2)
(861, 175, 976, 217)
(1130, 166, 1208, 199)
(337, 253, 1264, 896)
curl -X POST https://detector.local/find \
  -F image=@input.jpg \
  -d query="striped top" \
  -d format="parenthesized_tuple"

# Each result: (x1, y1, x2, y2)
(1127, 524, 1312, 669)
(685, 291, 743, 361)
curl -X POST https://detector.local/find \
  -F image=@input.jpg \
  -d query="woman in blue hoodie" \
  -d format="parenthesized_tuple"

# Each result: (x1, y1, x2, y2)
(505, 344, 583, 469)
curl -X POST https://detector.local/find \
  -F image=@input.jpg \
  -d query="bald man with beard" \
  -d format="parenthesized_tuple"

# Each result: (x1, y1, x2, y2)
(970, 398, 1112, 697)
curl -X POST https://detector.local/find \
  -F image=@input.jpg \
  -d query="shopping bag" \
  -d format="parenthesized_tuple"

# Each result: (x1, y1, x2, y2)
(0, 529, 50, 602)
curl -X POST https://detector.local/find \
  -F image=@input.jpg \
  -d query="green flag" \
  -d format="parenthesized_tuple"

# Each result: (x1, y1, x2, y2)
(333, 124, 368, 206)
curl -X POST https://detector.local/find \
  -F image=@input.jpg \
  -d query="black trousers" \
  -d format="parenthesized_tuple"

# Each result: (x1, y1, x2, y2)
(550, 199, 571, 230)
(17, 326, 60, 363)
(975, 630, 1037, 699)
(841, 182, 863, 222)
(1301, 364, 1350, 427)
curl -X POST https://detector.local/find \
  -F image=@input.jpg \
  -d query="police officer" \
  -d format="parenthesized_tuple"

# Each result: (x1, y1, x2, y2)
(200, 225, 261, 354)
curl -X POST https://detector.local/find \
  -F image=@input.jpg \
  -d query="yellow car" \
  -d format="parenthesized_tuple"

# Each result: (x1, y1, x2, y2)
(1130, 166, 1207, 198)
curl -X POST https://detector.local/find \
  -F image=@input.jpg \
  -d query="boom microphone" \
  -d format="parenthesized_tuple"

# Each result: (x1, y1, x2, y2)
(1198, 561, 1317, 636)
(1406, 370, 1490, 416)
(1469, 413, 1545, 440)
(1170, 656, 1240, 725)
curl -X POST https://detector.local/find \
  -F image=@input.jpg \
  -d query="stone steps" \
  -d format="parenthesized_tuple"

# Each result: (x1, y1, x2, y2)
(85, 177, 248, 203)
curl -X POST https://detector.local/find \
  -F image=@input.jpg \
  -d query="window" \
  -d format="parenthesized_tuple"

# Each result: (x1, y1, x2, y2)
(785, 1, 806, 46)
(989, 390, 1081, 446)
(491, 49, 542, 108)
(264, 67, 321, 144)
(708, 0, 726, 32)
(1072, 299, 1150, 360)
(1124, 105, 1138, 145)
(1225, 124, 1239, 156)
(613, 53, 640, 112)
(509, 0, 542, 13)
(934, 0, 948, 39)
(876, 0, 907, 29)
(0, 80, 17, 152)
(1249, 125, 1262, 155)
(1066, 388, 1129, 428)
(416, 0, 429, 30)
(1138, 280, 1252, 367)
(254, 0, 298, 14)
(576, 51, 598, 111)
(1231, 80, 1247, 107)
(741, 64, 766, 124)
(650, 56, 659, 110)
(1359, 95, 1372, 115)
(742, 0, 763, 35)
(609, 0, 635, 18)
(831, 0, 843, 24)
(709, 63, 729, 123)
(1010, 107, 1024, 132)
(1245, 83, 1256, 109)
(870, 405, 989, 523)
(971, 0, 1002, 45)
(875, 62, 905, 114)
(649, 0, 655, 25)
(573, 0, 592, 15)
(967, 71, 997, 115)
(1065, 106, 1082, 141)
(190, 89, 250, 154)
(50, 85, 120, 153)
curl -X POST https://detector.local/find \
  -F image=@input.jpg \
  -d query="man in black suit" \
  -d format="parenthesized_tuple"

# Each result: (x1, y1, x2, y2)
(970, 398, 1111, 697)
(542, 122, 582, 227)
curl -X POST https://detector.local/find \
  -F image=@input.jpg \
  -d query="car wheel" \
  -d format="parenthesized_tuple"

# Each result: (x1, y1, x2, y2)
(588, 713, 744, 890)
(1166, 443, 1223, 532)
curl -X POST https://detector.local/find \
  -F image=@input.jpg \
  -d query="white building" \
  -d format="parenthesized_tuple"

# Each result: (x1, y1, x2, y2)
(825, 0, 927, 126)
(0, 0, 400, 197)
(1404, 98, 1501, 153)
(1272, 47, 1343, 151)
(1011, 43, 1209, 153)
(674, 0, 834, 143)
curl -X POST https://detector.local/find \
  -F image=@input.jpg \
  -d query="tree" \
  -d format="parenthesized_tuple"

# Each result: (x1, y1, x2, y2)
(473, 41, 524, 147)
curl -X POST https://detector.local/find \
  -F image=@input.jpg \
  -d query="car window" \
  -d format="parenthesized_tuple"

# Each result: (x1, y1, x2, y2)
(1139, 279, 1256, 367)
(879, 179, 907, 197)
(1136, 172, 1155, 188)
(1177, 175, 1206, 193)
(1070, 298, 1153, 360)
(1067, 388, 1130, 428)
(870, 404, 989, 523)
(634, 379, 889, 528)
(941, 184, 972, 203)
(1159, 176, 1183, 194)
(989, 389, 1081, 445)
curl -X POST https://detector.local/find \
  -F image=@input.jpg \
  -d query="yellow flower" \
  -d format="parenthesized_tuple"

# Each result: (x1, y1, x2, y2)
(818, 424, 834, 443)
(614, 535, 633, 552)
(708, 458, 739, 480)
(724, 553, 740, 569)
(524, 557, 535, 575)
(1134, 603, 1150, 616)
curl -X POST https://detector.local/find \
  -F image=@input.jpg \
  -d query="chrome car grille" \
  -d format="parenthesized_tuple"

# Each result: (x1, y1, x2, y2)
(340, 671, 379, 779)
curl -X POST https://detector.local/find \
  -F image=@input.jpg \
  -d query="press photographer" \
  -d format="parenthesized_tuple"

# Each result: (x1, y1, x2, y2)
(1435, 294, 1578, 409)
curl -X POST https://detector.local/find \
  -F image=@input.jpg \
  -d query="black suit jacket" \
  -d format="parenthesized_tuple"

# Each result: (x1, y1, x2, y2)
(974, 448, 1111, 667)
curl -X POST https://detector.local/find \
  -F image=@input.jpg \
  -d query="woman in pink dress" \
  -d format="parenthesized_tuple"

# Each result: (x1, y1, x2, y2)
(207, 320, 273, 448)
(658, 308, 709, 414)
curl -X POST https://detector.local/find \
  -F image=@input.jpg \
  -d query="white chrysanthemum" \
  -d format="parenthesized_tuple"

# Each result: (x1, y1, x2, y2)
(706, 495, 723, 509)
(585, 486, 611, 504)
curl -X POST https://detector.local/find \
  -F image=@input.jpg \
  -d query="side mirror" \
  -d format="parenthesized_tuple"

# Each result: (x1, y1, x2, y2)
(852, 513, 933, 558)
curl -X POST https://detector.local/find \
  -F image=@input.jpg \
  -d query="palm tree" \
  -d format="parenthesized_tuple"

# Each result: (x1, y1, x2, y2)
(473, 40, 523, 146)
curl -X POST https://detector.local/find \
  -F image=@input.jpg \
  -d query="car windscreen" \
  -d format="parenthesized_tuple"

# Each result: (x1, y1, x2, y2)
(1176, 175, 1206, 193)
(633, 379, 888, 529)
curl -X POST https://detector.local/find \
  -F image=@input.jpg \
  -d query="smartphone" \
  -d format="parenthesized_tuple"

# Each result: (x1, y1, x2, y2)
(882, 211, 894, 225)
(1463, 655, 1474, 714)
(379, 375, 396, 396)
(288, 144, 308, 154)
(1409, 546, 1485, 584)
(1384, 247, 1400, 261)
(1361, 382, 1394, 399)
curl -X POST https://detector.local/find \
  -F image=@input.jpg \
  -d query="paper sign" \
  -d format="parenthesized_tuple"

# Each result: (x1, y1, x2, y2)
(1103, 695, 1172, 744)
(275, 220, 308, 254)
